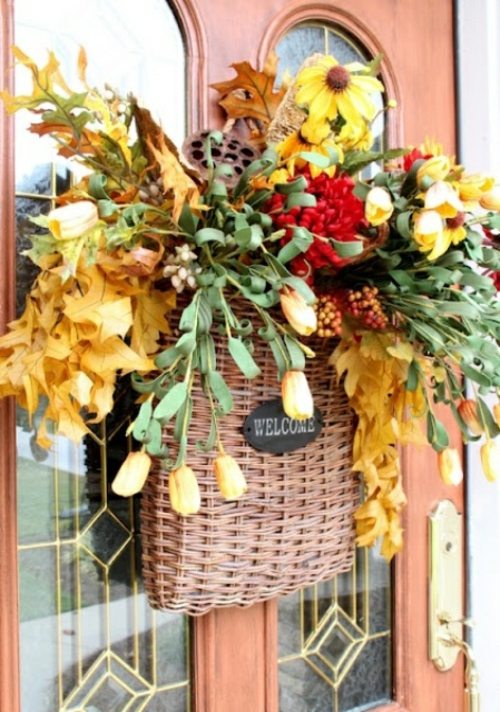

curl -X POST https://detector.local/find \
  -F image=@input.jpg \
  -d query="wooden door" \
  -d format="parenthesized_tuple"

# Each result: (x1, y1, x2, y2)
(0, 1, 464, 711)
(187, 1, 464, 711)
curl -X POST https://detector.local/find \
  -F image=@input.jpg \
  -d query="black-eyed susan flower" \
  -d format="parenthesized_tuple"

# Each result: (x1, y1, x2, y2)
(294, 56, 384, 129)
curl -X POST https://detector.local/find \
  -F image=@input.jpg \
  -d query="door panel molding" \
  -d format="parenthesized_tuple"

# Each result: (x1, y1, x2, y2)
(0, 2, 21, 711)
(170, 0, 208, 130)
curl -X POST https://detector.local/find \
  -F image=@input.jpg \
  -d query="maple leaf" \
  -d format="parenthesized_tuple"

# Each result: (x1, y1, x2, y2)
(211, 54, 286, 126)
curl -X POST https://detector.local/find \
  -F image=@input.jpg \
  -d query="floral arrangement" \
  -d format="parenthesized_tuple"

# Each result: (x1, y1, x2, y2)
(1, 47, 499, 559)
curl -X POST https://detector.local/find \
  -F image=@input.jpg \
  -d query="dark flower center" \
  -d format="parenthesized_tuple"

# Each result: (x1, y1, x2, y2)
(326, 65, 350, 92)
(446, 212, 465, 229)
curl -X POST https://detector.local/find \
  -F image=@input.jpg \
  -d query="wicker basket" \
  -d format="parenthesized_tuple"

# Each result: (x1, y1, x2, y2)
(140, 317, 358, 616)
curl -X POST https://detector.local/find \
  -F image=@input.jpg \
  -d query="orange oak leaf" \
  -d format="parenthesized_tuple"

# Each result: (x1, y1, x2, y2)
(211, 54, 285, 126)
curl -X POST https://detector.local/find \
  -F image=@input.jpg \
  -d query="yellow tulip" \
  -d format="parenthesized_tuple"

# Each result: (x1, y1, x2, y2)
(424, 180, 463, 218)
(281, 370, 314, 420)
(213, 453, 248, 500)
(280, 288, 317, 336)
(458, 173, 495, 202)
(480, 439, 500, 482)
(111, 451, 152, 497)
(437, 447, 463, 486)
(365, 187, 394, 226)
(457, 399, 483, 436)
(479, 187, 500, 211)
(47, 200, 99, 240)
(168, 464, 201, 515)
(416, 155, 450, 187)
(413, 210, 449, 260)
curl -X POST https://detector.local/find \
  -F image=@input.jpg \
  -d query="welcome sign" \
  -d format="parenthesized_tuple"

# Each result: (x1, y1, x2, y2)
(243, 399, 323, 454)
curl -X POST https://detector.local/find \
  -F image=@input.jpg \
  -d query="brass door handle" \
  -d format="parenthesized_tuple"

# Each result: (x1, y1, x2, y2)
(428, 500, 480, 712)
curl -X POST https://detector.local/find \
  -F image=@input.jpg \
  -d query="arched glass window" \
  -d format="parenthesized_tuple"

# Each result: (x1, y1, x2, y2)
(14, 3, 190, 711)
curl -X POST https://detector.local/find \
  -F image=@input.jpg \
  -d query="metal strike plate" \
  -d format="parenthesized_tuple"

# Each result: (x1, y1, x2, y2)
(428, 499, 463, 671)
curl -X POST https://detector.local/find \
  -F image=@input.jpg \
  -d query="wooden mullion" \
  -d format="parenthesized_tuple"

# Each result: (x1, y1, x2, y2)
(0, 2, 21, 712)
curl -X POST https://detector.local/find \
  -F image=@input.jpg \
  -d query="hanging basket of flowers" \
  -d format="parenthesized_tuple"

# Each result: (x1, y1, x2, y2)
(1, 47, 499, 614)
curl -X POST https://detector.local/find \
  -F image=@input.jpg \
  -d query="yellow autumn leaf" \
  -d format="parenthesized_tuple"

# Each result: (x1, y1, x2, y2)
(80, 336, 154, 374)
(386, 341, 414, 363)
(147, 133, 200, 221)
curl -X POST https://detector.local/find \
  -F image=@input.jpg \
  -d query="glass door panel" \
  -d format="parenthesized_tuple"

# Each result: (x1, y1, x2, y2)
(14, 2, 190, 710)
(275, 24, 392, 712)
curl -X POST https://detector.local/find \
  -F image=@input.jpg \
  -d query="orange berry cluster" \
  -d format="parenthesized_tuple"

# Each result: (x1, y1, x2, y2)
(345, 286, 389, 330)
(315, 286, 389, 337)
(315, 294, 343, 337)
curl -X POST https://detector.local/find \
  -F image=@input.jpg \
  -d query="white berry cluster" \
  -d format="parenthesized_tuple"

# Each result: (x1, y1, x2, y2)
(163, 244, 201, 292)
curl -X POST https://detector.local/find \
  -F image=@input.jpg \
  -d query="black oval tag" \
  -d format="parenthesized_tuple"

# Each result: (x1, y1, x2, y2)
(243, 398, 323, 454)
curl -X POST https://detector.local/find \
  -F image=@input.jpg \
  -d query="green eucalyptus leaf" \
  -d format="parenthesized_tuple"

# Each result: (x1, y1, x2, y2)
(269, 336, 288, 379)
(207, 370, 233, 414)
(178, 204, 199, 235)
(228, 336, 261, 379)
(277, 226, 313, 264)
(195, 227, 226, 246)
(88, 173, 110, 200)
(145, 419, 168, 457)
(284, 335, 306, 371)
(396, 211, 413, 240)
(275, 175, 307, 195)
(179, 297, 199, 332)
(285, 192, 316, 210)
(154, 346, 180, 369)
(153, 382, 188, 422)
(97, 199, 117, 218)
(176, 331, 197, 355)
(132, 399, 153, 442)
(331, 238, 364, 258)
(406, 360, 421, 391)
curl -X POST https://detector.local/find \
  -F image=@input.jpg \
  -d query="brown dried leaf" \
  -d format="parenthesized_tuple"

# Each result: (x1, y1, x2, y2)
(211, 56, 285, 126)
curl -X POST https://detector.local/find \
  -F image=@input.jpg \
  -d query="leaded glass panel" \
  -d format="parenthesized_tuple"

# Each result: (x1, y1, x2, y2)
(15, 2, 190, 710)
(275, 23, 392, 712)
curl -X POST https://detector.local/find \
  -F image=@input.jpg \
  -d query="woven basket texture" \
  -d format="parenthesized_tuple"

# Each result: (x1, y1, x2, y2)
(140, 305, 358, 616)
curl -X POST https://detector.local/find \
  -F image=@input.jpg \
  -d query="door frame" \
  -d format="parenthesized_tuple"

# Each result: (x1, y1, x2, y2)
(0, 1, 465, 710)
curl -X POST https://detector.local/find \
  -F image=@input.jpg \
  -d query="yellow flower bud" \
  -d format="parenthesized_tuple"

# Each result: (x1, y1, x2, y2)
(281, 370, 314, 420)
(213, 453, 248, 500)
(365, 187, 394, 226)
(413, 210, 447, 260)
(111, 451, 152, 497)
(424, 180, 463, 218)
(169, 464, 201, 515)
(300, 116, 331, 143)
(493, 404, 500, 428)
(480, 439, 500, 482)
(437, 447, 463, 486)
(280, 288, 317, 336)
(458, 173, 495, 202)
(387, 99, 398, 109)
(457, 399, 483, 436)
(479, 186, 500, 211)
(416, 155, 450, 186)
(47, 200, 99, 240)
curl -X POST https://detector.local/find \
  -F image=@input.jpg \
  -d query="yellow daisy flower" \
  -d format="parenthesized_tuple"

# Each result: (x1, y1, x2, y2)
(276, 128, 342, 178)
(295, 56, 384, 128)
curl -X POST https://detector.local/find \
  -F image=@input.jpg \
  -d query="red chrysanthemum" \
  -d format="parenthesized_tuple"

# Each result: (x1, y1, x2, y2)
(266, 169, 367, 280)
(403, 147, 432, 171)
